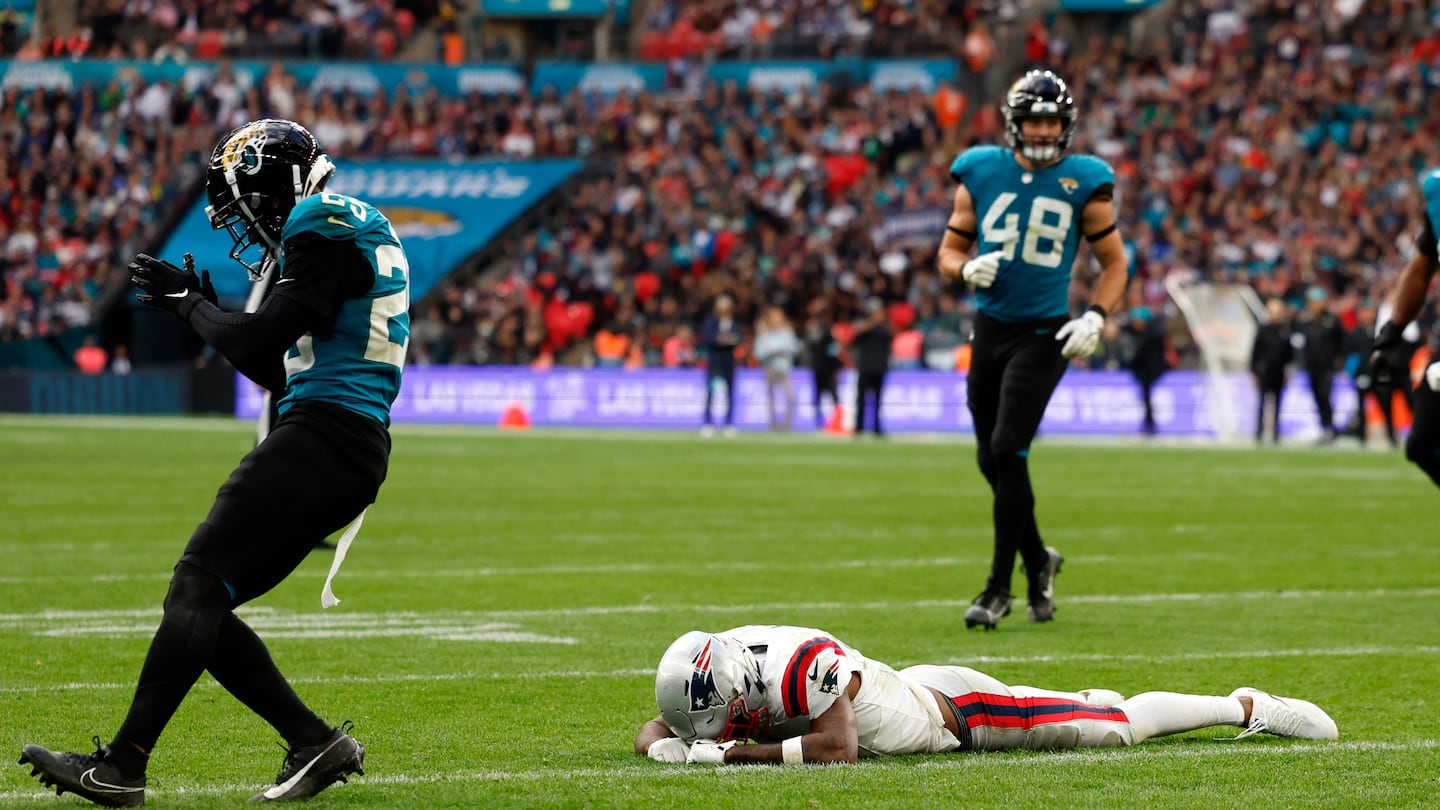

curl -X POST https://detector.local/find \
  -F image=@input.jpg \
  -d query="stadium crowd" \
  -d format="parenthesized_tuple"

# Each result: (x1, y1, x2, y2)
(4, 0, 1440, 382)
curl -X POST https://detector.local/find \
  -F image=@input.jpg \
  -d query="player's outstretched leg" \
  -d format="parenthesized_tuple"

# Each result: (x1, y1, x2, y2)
(1228, 688, 1338, 740)
(18, 738, 145, 808)
(1024, 546, 1064, 623)
(250, 722, 365, 803)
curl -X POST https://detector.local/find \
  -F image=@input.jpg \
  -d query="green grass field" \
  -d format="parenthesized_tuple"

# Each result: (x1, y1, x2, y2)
(2, 416, 1437, 808)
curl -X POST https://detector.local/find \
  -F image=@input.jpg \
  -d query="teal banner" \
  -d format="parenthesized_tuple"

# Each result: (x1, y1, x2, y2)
(157, 158, 586, 306)
(0, 60, 523, 97)
(482, 0, 610, 15)
(530, 61, 666, 95)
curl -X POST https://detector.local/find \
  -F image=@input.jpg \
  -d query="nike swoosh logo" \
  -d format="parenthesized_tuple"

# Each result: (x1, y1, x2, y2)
(808, 660, 820, 681)
(275, 278, 296, 285)
(165, 290, 190, 299)
(80, 767, 142, 795)
(261, 736, 346, 800)
(327, 216, 356, 229)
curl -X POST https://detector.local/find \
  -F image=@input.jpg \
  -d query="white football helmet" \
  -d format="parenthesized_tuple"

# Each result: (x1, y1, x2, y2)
(655, 631, 770, 743)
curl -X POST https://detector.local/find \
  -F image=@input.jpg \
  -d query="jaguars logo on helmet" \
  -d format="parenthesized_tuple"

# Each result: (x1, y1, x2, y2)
(1002, 69, 1078, 164)
(205, 119, 337, 280)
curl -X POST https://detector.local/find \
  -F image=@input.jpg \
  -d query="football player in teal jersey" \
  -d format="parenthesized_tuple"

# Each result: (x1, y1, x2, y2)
(1369, 166, 1440, 488)
(20, 120, 409, 806)
(937, 71, 1129, 630)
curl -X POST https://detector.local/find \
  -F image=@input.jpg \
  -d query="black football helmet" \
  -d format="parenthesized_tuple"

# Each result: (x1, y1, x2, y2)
(204, 119, 336, 279)
(1001, 70, 1077, 164)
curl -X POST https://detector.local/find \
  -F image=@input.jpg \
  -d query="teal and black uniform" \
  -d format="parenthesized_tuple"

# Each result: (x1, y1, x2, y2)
(950, 144, 1116, 596)
(175, 191, 411, 603)
(1399, 168, 1440, 485)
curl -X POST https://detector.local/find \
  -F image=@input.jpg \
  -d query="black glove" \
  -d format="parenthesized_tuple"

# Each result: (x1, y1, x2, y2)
(183, 252, 218, 306)
(1367, 322, 1407, 387)
(130, 252, 204, 315)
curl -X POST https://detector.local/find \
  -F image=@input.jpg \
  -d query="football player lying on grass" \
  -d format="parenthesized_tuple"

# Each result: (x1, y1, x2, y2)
(635, 626, 1337, 764)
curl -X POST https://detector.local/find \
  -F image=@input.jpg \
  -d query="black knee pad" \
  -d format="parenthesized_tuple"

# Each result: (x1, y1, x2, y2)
(163, 561, 232, 617)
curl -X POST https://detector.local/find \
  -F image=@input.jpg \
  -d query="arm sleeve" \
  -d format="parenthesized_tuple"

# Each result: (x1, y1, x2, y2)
(177, 294, 315, 394)
(176, 234, 371, 394)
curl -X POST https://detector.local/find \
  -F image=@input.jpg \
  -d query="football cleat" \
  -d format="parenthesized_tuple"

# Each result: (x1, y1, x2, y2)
(18, 738, 145, 808)
(250, 722, 364, 803)
(1024, 546, 1064, 623)
(1228, 688, 1338, 741)
(964, 590, 1013, 630)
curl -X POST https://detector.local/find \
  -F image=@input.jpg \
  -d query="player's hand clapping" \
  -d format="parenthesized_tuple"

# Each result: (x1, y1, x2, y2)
(131, 252, 215, 315)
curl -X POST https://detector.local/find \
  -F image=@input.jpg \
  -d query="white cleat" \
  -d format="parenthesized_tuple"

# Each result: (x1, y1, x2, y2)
(700, 425, 716, 438)
(1229, 687, 1338, 740)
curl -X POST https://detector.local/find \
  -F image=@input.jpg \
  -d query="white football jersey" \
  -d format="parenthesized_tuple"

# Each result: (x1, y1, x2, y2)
(720, 625, 958, 756)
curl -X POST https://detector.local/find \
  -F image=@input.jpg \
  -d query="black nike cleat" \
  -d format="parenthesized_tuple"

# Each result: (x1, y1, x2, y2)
(18, 738, 145, 808)
(250, 722, 364, 802)
(964, 590, 1013, 630)
(1025, 546, 1064, 623)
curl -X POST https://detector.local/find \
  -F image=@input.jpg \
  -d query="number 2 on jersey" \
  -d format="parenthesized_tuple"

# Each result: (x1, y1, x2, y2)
(365, 243, 409, 368)
(979, 193, 1073, 268)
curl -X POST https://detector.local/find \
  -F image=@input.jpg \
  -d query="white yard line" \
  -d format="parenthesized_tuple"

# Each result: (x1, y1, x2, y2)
(3, 646, 1435, 695)
(3, 587, 1440, 628)
(0, 739, 1433, 803)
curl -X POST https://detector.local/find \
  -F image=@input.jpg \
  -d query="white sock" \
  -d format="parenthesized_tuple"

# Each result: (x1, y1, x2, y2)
(1117, 692, 1246, 743)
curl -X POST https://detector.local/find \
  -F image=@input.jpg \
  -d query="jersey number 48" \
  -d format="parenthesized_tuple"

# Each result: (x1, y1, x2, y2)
(980, 192, 1073, 269)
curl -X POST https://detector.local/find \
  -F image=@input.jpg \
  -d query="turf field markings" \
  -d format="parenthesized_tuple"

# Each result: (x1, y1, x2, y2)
(4, 588, 1440, 631)
(2, 545, 1432, 585)
(3, 647, 1435, 695)
(0, 739, 1433, 803)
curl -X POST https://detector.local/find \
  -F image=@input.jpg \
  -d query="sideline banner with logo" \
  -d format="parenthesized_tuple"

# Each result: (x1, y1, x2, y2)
(162, 158, 585, 305)
(530, 61, 667, 96)
(237, 368, 1357, 438)
(0, 59, 523, 98)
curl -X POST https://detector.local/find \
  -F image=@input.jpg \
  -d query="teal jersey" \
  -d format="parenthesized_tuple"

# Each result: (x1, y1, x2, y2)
(1423, 167, 1440, 235)
(950, 145, 1116, 323)
(277, 192, 410, 427)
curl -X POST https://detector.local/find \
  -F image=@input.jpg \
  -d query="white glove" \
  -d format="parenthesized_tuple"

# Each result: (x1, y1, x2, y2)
(1056, 309, 1106, 359)
(686, 740, 738, 765)
(646, 737, 689, 763)
(1427, 361, 1440, 391)
(961, 250, 1004, 288)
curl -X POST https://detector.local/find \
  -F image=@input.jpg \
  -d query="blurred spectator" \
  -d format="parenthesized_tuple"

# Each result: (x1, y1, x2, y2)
(754, 305, 800, 432)
(851, 297, 891, 438)
(73, 334, 108, 373)
(1251, 297, 1294, 445)
(1122, 305, 1170, 436)
(803, 300, 842, 429)
(1299, 285, 1345, 443)
(700, 294, 743, 436)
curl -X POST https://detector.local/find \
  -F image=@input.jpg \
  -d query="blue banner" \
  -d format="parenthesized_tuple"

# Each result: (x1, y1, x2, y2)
(0, 60, 523, 98)
(482, 0, 610, 15)
(530, 61, 666, 96)
(159, 158, 585, 306)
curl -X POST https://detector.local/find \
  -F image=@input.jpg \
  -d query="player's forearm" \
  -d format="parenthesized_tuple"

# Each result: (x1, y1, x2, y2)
(1387, 253, 1437, 327)
(937, 247, 969, 280)
(723, 733, 856, 765)
(181, 298, 297, 394)
(634, 719, 674, 757)
(1091, 261, 1128, 316)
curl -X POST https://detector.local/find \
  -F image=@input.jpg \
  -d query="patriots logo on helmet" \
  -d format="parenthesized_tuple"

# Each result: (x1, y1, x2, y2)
(689, 639, 722, 710)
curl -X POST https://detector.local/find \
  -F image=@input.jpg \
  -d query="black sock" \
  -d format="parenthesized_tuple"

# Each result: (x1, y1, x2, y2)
(104, 739, 149, 780)
(113, 563, 231, 761)
(989, 454, 1043, 593)
(207, 612, 331, 747)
